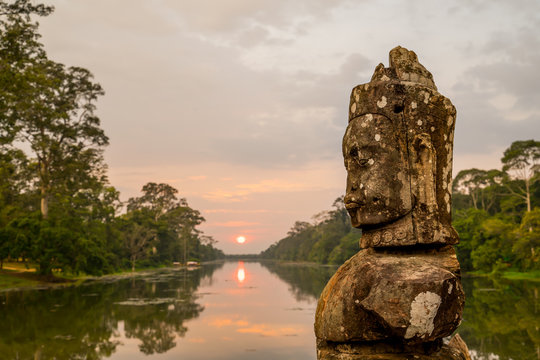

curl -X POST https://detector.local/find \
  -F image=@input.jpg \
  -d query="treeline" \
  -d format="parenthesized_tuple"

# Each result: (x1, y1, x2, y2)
(261, 140, 539, 273)
(0, 1, 223, 275)
(260, 197, 362, 264)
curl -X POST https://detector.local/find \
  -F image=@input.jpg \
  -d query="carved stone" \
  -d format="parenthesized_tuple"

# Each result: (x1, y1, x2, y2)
(315, 246, 464, 343)
(344, 46, 458, 248)
(315, 46, 468, 359)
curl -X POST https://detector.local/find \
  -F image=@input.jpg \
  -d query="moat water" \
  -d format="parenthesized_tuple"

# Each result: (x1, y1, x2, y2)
(0, 261, 538, 359)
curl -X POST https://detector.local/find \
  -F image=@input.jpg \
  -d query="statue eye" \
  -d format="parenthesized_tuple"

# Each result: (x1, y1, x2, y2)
(349, 147, 358, 157)
(358, 158, 369, 166)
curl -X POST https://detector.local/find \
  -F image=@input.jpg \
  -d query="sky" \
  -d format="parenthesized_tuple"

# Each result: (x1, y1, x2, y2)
(36, 0, 540, 254)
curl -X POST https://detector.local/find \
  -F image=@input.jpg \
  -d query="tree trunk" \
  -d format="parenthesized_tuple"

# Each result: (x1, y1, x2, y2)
(471, 191, 478, 209)
(40, 190, 49, 219)
(40, 159, 49, 219)
(131, 256, 135, 272)
(526, 177, 531, 213)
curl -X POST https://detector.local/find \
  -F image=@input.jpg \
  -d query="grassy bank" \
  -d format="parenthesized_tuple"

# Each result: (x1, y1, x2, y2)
(464, 269, 540, 281)
(0, 262, 187, 291)
(0, 270, 41, 289)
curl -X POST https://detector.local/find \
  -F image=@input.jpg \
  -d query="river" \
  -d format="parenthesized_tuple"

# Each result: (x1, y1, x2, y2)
(0, 261, 538, 359)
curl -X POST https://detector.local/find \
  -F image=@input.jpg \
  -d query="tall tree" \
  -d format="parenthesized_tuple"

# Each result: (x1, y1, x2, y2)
(501, 140, 540, 213)
(0, 0, 52, 145)
(127, 183, 207, 263)
(1, 1, 107, 219)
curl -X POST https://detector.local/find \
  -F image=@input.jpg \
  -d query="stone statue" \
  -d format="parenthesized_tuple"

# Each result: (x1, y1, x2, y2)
(315, 46, 471, 359)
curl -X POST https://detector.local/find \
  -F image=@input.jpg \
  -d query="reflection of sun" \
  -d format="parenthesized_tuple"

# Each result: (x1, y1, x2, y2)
(237, 268, 245, 283)
(236, 261, 246, 284)
(236, 236, 246, 244)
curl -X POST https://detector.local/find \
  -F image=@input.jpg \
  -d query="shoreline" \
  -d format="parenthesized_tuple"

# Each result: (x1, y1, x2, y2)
(1, 261, 538, 292)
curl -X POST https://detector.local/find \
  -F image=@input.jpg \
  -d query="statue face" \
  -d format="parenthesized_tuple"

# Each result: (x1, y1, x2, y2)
(343, 114, 412, 228)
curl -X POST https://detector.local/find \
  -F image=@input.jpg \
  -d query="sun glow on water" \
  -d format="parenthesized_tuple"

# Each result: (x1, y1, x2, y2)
(236, 261, 246, 284)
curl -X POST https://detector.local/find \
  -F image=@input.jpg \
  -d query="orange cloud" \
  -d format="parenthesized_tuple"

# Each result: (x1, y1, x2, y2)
(188, 338, 207, 343)
(204, 209, 272, 214)
(188, 175, 207, 180)
(210, 221, 261, 227)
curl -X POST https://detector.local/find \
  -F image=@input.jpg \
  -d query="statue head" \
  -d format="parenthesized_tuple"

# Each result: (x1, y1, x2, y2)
(343, 46, 458, 247)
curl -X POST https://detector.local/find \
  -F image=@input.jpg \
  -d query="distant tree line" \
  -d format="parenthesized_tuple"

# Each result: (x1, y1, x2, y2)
(261, 140, 540, 274)
(0, 0, 223, 275)
(260, 197, 362, 264)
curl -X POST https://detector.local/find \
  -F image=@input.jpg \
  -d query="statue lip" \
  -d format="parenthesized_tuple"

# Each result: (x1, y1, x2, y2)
(345, 201, 363, 210)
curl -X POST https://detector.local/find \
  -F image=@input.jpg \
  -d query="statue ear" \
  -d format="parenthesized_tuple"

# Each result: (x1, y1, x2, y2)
(409, 133, 437, 213)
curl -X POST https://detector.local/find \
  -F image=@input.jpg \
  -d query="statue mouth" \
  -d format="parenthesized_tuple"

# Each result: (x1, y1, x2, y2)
(346, 205, 413, 230)
(345, 202, 363, 210)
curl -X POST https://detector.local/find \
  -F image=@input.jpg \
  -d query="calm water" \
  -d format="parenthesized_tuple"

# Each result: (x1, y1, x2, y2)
(0, 261, 538, 360)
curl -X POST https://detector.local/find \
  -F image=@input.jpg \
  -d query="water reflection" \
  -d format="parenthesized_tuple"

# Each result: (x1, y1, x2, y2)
(0, 262, 537, 360)
(259, 261, 338, 302)
(460, 277, 539, 360)
(260, 262, 539, 360)
(236, 261, 246, 284)
(0, 263, 223, 359)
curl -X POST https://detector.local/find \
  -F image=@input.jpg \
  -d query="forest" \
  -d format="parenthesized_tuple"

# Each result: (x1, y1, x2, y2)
(261, 139, 540, 274)
(0, 1, 223, 276)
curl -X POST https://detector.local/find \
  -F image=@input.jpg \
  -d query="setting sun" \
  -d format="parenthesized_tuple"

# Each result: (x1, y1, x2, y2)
(236, 236, 246, 244)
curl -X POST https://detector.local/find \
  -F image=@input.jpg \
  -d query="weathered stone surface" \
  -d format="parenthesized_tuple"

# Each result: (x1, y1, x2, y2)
(343, 46, 458, 248)
(315, 46, 468, 358)
(447, 334, 471, 360)
(315, 246, 464, 344)
(317, 334, 470, 360)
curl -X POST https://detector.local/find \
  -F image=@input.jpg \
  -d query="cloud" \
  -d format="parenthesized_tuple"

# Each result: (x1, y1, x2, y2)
(204, 209, 275, 214)
(155, 0, 353, 35)
(210, 221, 261, 228)
(188, 175, 207, 180)
(39, 0, 540, 254)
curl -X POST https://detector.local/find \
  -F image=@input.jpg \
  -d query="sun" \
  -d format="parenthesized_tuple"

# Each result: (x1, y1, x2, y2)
(236, 236, 246, 244)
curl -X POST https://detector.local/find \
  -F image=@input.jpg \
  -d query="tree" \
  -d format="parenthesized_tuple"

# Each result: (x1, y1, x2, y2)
(1, 1, 107, 219)
(126, 183, 210, 264)
(1, 0, 52, 147)
(122, 219, 157, 272)
(501, 140, 540, 213)
(453, 168, 504, 212)
(513, 208, 540, 270)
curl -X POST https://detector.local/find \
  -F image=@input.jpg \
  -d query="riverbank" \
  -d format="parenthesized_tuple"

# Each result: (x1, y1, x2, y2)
(464, 269, 540, 281)
(0, 261, 213, 291)
(0, 268, 78, 290)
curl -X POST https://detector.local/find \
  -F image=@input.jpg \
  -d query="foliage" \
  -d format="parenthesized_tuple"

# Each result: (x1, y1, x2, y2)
(453, 140, 540, 273)
(260, 197, 360, 265)
(122, 183, 224, 270)
(0, 1, 223, 276)
(501, 139, 540, 212)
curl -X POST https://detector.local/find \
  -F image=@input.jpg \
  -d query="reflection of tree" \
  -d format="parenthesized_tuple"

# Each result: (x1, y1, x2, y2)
(0, 263, 224, 359)
(259, 261, 338, 302)
(460, 277, 539, 360)
(0, 285, 120, 360)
